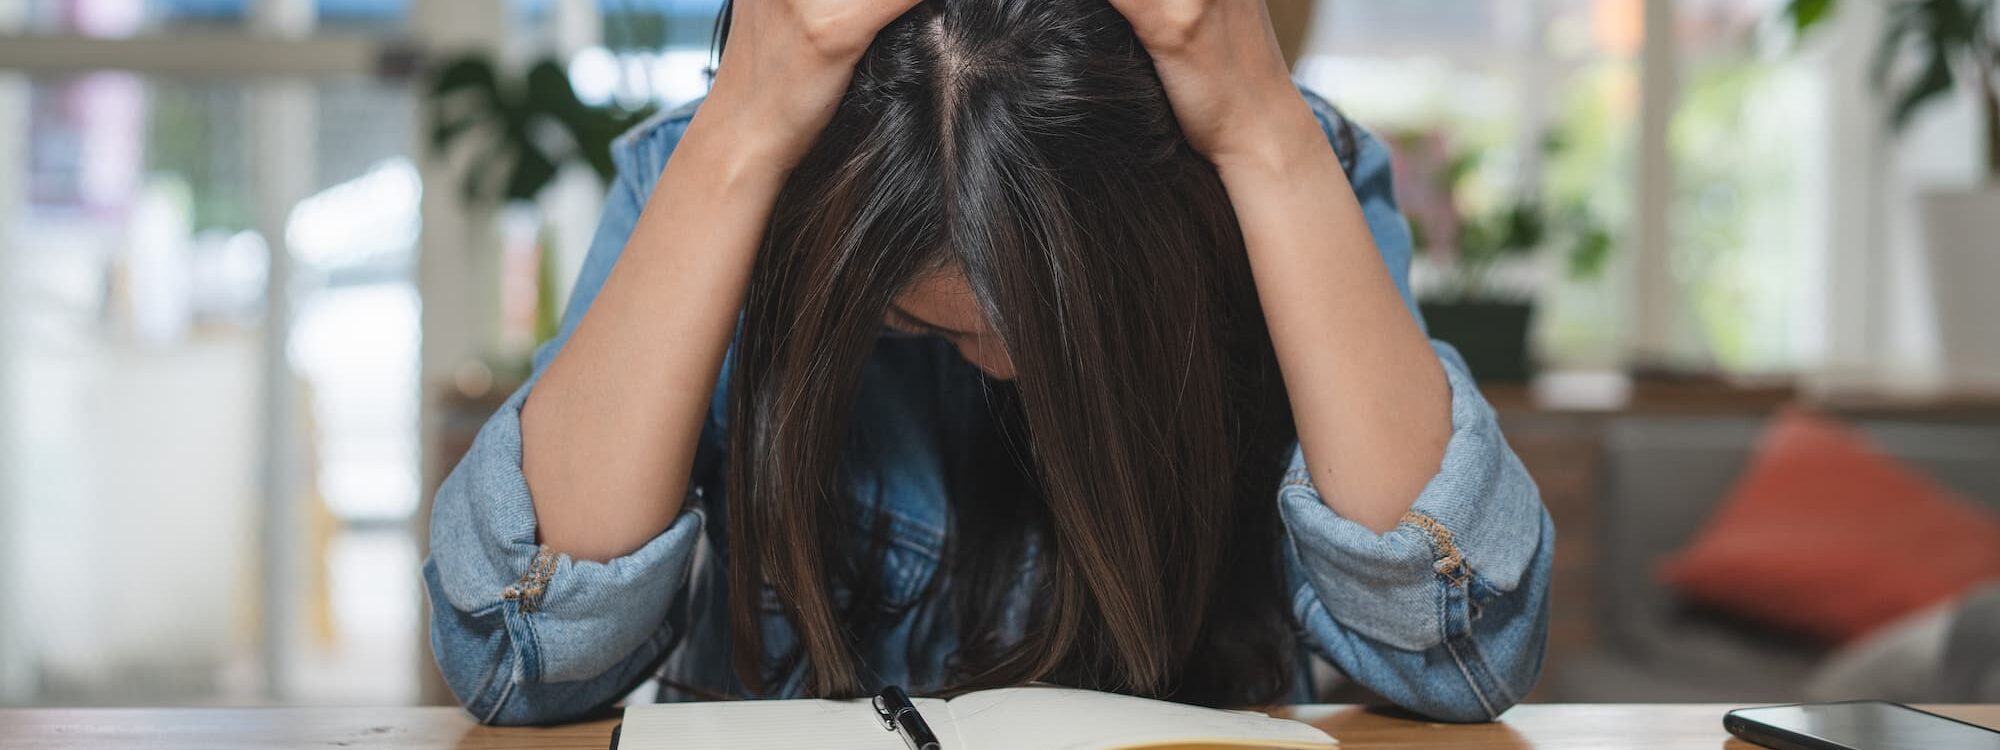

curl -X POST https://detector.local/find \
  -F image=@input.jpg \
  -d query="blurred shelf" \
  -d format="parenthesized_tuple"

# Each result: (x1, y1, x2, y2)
(1485, 370, 2000, 421)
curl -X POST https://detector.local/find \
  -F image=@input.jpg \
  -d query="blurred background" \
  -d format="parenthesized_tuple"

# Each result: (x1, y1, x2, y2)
(0, 0, 1995, 710)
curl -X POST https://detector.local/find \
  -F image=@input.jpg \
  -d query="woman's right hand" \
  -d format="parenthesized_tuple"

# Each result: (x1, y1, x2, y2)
(521, 3, 916, 564)
(700, 0, 923, 171)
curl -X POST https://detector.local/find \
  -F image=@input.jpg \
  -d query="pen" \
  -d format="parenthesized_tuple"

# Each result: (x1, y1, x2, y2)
(873, 685, 942, 750)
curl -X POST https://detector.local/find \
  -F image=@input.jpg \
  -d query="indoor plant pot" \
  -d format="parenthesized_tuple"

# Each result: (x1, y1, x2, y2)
(1786, 0, 1999, 391)
(1921, 187, 2000, 391)
(1420, 300, 1536, 383)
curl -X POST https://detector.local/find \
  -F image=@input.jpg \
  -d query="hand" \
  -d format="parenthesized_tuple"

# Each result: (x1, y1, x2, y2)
(699, 0, 923, 170)
(1106, 0, 1321, 171)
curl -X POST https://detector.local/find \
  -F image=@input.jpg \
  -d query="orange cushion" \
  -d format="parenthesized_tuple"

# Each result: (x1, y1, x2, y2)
(1657, 408, 2000, 644)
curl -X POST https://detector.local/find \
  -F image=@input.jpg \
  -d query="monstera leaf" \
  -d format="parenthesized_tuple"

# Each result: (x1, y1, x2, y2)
(427, 54, 659, 205)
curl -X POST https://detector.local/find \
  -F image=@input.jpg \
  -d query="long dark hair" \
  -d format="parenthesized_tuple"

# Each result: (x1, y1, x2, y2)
(720, 0, 1300, 707)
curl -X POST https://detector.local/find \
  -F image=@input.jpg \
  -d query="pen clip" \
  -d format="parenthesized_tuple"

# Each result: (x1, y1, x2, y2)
(872, 693, 898, 731)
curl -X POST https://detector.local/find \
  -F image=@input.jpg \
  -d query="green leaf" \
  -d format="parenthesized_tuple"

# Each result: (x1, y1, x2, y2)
(573, 129, 621, 183)
(504, 144, 559, 203)
(1892, 49, 1959, 130)
(534, 229, 562, 347)
(430, 56, 500, 98)
(1498, 202, 1547, 255)
(1445, 150, 1482, 185)
(1458, 216, 1499, 264)
(1539, 130, 1568, 155)
(1567, 227, 1613, 280)
(1872, 3, 1927, 92)
(426, 51, 664, 202)
(525, 61, 586, 117)
(429, 109, 488, 152)
(1786, 0, 1839, 34)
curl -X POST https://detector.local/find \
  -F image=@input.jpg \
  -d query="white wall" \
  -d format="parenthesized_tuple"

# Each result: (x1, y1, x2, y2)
(0, 70, 28, 704)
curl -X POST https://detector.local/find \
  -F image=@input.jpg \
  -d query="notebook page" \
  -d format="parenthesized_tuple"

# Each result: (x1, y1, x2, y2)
(944, 687, 1336, 750)
(618, 697, 961, 749)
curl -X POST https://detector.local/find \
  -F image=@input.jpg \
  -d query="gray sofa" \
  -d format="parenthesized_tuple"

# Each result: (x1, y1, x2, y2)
(1553, 415, 2000, 703)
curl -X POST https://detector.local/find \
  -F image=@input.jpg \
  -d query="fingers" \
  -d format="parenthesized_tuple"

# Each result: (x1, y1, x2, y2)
(787, 0, 925, 58)
(821, 0, 926, 34)
(860, 0, 926, 35)
(1102, 0, 1215, 55)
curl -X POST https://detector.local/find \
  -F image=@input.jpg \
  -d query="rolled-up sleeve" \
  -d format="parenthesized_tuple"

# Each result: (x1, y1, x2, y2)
(1280, 343, 1552, 721)
(424, 372, 708, 724)
(1281, 87, 1553, 722)
(422, 102, 717, 725)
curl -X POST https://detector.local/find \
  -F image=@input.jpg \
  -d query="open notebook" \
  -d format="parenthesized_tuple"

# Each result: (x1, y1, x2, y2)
(613, 686, 1337, 750)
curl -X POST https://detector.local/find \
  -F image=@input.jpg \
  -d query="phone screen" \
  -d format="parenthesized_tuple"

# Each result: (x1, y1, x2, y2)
(1731, 702, 2000, 750)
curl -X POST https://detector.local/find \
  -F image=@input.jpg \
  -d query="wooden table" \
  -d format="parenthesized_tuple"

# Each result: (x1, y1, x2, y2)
(2, 704, 1995, 749)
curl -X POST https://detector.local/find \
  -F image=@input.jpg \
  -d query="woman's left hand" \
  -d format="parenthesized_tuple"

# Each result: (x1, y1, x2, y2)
(1114, 3, 1454, 534)
(1106, 0, 1320, 172)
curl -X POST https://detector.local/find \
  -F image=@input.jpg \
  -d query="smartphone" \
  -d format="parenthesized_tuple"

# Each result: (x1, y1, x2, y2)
(1725, 701, 2000, 750)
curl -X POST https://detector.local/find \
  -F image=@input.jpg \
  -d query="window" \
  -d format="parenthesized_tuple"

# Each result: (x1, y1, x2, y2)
(12, 0, 408, 35)
(1299, 0, 1827, 376)
(555, 0, 723, 109)
(1298, 0, 1636, 368)
(1668, 0, 1821, 373)
(0, 2, 425, 705)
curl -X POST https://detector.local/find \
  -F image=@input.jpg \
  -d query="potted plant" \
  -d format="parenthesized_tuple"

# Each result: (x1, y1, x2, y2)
(426, 54, 659, 367)
(1399, 134, 1613, 383)
(1787, 0, 2000, 388)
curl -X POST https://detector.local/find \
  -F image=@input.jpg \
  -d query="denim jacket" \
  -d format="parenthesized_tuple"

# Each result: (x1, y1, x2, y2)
(422, 84, 1554, 726)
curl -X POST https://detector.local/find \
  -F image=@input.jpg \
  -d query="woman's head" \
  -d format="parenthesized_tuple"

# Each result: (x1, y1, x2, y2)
(724, 0, 1299, 705)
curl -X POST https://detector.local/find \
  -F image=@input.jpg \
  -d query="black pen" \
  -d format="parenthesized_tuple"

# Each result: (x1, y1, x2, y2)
(872, 685, 942, 750)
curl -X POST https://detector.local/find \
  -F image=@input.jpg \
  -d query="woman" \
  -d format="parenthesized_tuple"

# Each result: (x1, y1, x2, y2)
(425, 0, 1553, 726)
